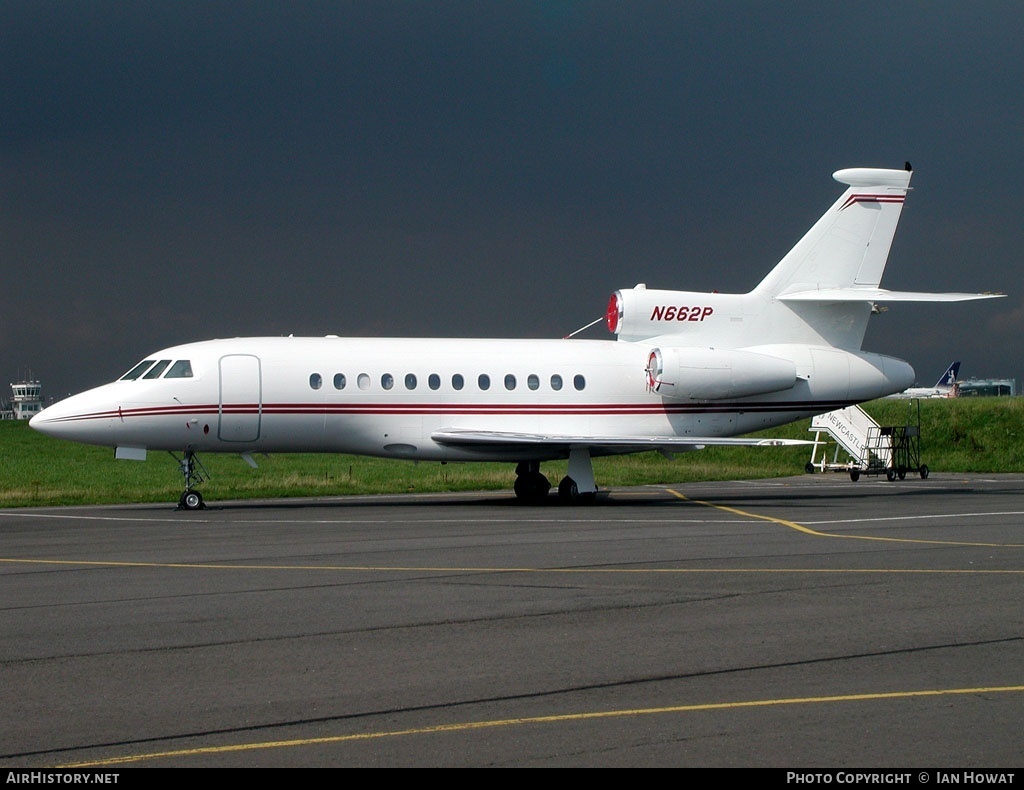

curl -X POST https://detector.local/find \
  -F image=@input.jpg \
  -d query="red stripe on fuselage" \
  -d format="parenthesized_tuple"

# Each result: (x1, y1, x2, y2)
(40, 399, 854, 422)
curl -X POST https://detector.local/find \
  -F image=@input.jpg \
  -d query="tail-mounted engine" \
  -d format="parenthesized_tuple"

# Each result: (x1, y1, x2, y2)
(607, 284, 727, 343)
(645, 346, 797, 400)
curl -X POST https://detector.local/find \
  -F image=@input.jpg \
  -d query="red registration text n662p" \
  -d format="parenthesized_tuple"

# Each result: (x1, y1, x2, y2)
(649, 306, 714, 321)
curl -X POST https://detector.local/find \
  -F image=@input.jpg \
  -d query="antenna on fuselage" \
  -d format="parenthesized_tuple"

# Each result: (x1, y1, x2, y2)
(563, 316, 605, 339)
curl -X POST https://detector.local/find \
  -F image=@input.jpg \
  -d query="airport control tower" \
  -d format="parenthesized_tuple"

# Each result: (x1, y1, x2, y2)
(9, 379, 43, 420)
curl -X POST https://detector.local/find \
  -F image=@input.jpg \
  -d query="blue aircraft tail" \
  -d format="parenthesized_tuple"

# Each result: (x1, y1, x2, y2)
(935, 361, 961, 387)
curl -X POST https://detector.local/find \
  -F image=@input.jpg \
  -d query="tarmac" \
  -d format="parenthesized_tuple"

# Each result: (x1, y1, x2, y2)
(2, 472, 1023, 768)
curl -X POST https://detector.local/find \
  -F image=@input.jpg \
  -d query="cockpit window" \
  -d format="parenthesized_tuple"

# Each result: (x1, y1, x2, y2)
(165, 360, 194, 378)
(143, 360, 172, 379)
(121, 360, 156, 380)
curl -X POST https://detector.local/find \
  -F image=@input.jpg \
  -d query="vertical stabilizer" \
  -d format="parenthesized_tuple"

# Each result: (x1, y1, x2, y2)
(751, 166, 913, 349)
(936, 361, 961, 387)
(756, 167, 912, 297)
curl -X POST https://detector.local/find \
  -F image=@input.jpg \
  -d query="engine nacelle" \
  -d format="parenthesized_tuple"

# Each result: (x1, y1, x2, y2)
(646, 346, 797, 400)
(607, 285, 738, 343)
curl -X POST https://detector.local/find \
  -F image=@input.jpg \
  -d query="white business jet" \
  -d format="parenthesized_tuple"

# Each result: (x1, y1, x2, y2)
(30, 164, 1004, 509)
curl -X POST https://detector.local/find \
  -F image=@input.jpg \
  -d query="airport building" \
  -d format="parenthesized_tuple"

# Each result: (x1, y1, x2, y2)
(956, 377, 1017, 397)
(1, 379, 44, 420)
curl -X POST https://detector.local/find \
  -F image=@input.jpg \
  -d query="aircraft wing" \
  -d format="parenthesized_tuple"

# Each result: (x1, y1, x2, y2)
(778, 288, 1005, 303)
(431, 428, 816, 454)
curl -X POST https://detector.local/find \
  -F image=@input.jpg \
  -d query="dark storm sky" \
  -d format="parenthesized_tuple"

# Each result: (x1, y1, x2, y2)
(2, 1, 1021, 401)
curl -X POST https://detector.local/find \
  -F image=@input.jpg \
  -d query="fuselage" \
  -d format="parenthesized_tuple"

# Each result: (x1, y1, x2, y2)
(30, 335, 915, 462)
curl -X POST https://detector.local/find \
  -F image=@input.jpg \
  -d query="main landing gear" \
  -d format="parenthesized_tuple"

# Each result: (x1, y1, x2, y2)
(514, 461, 551, 504)
(514, 448, 599, 505)
(172, 449, 208, 510)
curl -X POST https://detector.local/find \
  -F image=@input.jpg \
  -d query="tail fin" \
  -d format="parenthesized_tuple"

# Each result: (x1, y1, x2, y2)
(936, 361, 961, 387)
(755, 165, 1001, 350)
(755, 166, 913, 300)
(751, 166, 913, 350)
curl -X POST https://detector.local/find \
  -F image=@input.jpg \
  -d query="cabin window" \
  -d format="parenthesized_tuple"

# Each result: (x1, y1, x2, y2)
(504, 374, 516, 391)
(165, 360, 193, 378)
(428, 373, 441, 390)
(405, 373, 417, 390)
(478, 374, 490, 391)
(334, 373, 346, 390)
(574, 374, 586, 391)
(143, 360, 172, 379)
(381, 373, 394, 390)
(121, 360, 156, 380)
(358, 373, 370, 390)
(310, 373, 322, 390)
(527, 374, 540, 390)
(452, 374, 464, 391)
(550, 374, 563, 391)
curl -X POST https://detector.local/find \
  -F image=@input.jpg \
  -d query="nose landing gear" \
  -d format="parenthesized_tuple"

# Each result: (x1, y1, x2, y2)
(179, 489, 204, 510)
(172, 450, 208, 510)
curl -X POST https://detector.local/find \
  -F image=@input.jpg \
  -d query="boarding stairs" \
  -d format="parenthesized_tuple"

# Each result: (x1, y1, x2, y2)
(807, 404, 892, 480)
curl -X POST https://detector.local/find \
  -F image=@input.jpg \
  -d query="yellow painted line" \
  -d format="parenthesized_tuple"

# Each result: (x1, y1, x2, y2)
(55, 684, 1024, 768)
(667, 489, 1024, 547)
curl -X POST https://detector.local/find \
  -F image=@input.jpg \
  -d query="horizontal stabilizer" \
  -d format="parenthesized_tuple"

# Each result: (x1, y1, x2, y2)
(432, 428, 817, 453)
(778, 288, 1006, 303)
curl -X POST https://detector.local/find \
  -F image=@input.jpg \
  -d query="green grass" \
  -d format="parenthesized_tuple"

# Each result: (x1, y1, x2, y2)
(2, 396, 1021, 507)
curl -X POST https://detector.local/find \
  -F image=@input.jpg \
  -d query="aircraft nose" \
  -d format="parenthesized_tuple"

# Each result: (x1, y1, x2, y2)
(29, 401, 73, 438)
(28, 389, 116, 444)
(29, 403, 57, 430)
